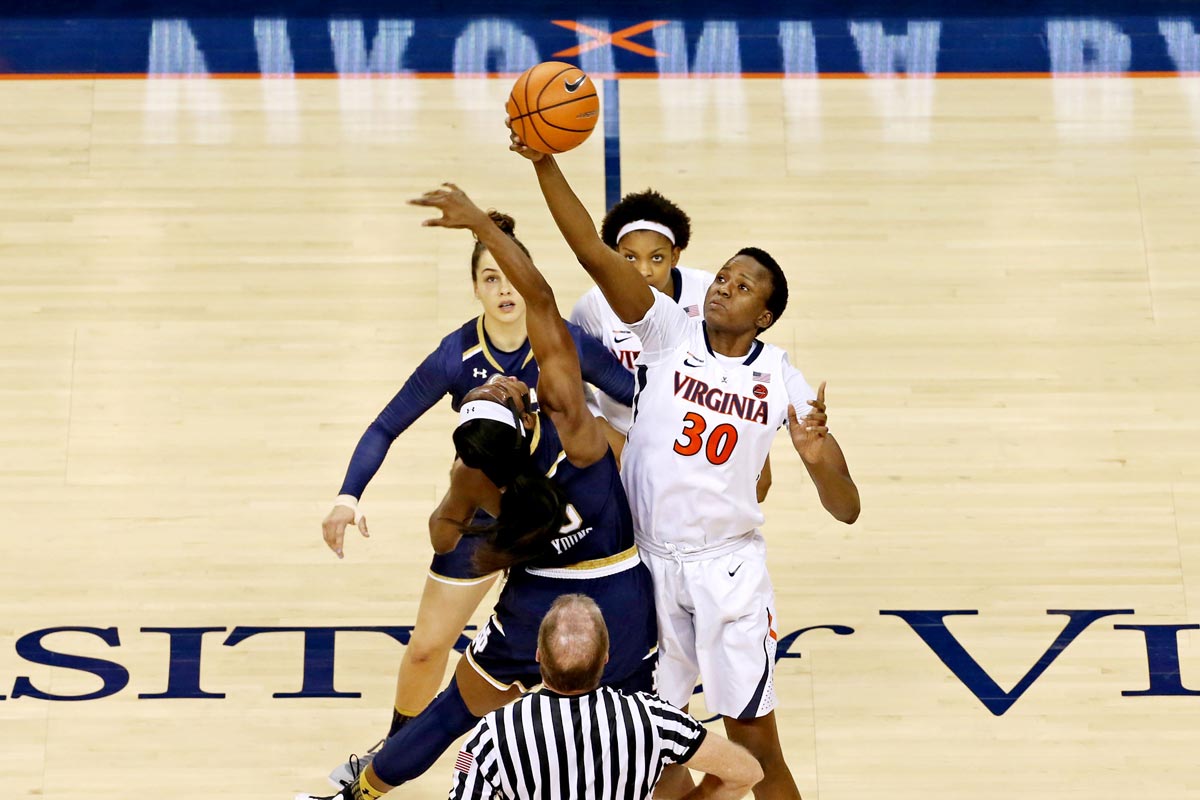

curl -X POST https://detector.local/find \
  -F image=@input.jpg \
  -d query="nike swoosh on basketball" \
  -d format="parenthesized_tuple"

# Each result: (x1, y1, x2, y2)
(564, 75, 587, 93)
(728, 563, 743, 577)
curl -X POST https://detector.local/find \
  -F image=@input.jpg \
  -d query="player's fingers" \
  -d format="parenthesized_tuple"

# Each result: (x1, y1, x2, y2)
(805, 412, 828, 426)
(787, 403, 799, 424)
(324, 523, 346, 559)
(357, 516, 370, 538)
(816, 380, 827, 406)
(442, 182, 461, 193)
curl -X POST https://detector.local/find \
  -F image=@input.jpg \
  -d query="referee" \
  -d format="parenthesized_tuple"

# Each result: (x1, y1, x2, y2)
(449, 594, 763, 800)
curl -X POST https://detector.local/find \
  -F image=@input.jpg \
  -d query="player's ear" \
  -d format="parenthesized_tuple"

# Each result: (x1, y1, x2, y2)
(755, 306, 774, 331)
(670, 246, 682, 267)
(535, 647, 542, 664)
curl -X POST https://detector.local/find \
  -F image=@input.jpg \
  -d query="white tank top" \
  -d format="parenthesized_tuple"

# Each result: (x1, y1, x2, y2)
(622, 292, 815, 554)
(569, 266, 711, 434)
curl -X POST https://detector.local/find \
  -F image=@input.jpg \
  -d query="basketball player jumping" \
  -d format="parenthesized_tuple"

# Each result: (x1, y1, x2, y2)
(511, 135, 861, 800)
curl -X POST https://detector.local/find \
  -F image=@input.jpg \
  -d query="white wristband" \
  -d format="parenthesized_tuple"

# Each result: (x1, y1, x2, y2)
(334, 494, 362, 525)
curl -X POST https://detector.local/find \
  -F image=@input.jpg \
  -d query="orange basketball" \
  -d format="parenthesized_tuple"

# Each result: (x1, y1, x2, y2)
(505, 61, 599, 154)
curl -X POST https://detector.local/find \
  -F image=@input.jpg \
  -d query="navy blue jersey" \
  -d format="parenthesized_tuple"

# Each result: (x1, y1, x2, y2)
(468, 416, 657, 695)
(339, 316, 633, 498)
(523, 421, 636, 571)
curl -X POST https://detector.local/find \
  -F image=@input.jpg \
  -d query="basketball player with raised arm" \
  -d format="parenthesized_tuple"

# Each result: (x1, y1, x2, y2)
(571, 190, 773, 497)
(511, 136, 860, 800)
(295, 182, 657, 800)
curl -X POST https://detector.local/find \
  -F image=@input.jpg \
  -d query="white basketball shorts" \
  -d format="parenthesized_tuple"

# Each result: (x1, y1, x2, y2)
(642, 532, 779, 719)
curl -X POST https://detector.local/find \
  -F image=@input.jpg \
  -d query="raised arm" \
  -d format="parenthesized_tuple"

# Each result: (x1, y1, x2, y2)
(789, 381, 860, 524)
(410, 183, 607, 467)
(509, 135, 654, 324)
(429, 460, 501, 555)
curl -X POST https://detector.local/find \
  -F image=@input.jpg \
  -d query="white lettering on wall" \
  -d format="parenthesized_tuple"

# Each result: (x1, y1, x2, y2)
(1159, 19, 1200, 135)
(779, 21, 821, 145)
(1047, 20, 1133, 140)
(253, 18, 299, 144)
(144, 19, 231, 144)
(329, 19, 418, 141)
(849, 21, 941, 142)
(651, 21, 747, 142)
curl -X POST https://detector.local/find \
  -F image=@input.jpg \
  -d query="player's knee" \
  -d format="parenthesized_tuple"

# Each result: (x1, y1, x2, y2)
(406, 631, 454, 665)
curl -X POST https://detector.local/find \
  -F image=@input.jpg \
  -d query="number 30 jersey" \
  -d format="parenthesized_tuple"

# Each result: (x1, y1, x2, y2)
(623, 292, 816, 554)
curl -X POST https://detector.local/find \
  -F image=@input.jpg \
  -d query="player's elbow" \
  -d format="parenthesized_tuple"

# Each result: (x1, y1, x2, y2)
(833, 498, 860, 525)
(428, 515, 461, 554)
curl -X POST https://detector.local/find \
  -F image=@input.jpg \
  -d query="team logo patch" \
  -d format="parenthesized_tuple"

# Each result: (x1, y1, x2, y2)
(455, 751, 474, 773)
(753, 383, 768, 399)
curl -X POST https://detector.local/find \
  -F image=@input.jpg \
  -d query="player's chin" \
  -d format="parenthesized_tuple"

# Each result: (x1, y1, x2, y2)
(704, 301, 728, 323)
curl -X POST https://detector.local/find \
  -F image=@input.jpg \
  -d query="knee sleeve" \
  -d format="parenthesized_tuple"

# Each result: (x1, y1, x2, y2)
(369, 676, 479, 787)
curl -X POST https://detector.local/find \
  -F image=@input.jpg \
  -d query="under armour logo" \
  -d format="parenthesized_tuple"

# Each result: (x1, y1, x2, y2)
(473, 368, 488, 378)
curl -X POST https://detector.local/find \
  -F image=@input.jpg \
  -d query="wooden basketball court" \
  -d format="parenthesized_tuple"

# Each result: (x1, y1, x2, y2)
(2, 69, 1199, 799)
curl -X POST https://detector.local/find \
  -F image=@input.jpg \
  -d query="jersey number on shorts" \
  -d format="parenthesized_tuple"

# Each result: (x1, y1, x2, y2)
(672, 411, 739, 465)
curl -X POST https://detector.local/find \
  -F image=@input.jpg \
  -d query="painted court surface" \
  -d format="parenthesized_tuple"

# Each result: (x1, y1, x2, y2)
(1, 7, 1199, 799)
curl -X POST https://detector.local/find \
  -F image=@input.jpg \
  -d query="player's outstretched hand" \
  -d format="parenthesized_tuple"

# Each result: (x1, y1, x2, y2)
(322, 502, 369, 560)
(788, 380, 829, 464)
(409, 182, 490, 230)
(505, 115, 545, 162)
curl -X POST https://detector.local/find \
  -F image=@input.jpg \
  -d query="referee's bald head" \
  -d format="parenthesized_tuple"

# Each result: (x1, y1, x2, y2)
(537, 594, 610, 694)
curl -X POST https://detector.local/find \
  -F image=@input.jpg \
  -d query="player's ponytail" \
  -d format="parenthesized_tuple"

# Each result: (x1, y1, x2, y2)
(468, 468, 568, 574)
(470, 209, 532, 281)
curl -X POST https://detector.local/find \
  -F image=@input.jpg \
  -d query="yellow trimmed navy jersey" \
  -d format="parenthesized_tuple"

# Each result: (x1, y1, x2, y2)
(339, 316, 633, 498)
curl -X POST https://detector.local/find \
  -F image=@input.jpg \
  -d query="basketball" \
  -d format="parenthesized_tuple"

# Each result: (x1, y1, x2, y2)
(506, 61, 599, 154)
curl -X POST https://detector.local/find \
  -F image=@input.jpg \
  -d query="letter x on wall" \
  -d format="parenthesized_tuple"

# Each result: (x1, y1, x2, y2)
(552, 20, 667, 58)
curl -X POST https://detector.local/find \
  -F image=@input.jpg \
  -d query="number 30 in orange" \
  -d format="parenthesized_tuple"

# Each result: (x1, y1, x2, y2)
(672, 411, 739, 465)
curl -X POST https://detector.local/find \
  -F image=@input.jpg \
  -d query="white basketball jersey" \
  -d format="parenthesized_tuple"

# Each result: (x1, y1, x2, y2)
(570, 266, 711, 434)
(622, 293, 816, 554)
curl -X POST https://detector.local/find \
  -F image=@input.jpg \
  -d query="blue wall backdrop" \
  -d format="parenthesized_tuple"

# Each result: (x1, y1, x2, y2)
(1, 4, 1199, 76)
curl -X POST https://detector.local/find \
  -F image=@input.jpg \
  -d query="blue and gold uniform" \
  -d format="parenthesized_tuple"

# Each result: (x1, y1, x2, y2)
(465, 419, 659, 694)
(338, 316, 634, 582)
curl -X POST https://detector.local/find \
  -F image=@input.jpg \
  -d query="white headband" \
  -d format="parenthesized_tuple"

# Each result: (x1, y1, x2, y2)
(616, 220, 676, 245)
(458, 400, 526, 437)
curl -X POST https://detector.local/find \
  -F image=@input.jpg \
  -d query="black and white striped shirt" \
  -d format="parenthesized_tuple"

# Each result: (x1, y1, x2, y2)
(449, 686, 708, 800)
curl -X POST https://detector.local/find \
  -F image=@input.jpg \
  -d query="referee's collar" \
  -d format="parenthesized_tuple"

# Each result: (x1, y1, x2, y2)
(538, 686, 599, 700)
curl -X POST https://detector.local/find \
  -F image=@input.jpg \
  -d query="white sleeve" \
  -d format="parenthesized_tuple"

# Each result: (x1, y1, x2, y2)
(627, 290, 690, 367)
(781, 352, 817, 429)
(569, 291, 601, 338)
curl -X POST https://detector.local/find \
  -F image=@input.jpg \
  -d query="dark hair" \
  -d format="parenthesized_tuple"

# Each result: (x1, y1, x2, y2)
(600, 189, 691, 250)
(471, 210, 532, 281)
(736, 246, 789, 332)
(538, 595, 609, 694)
(453, 416, 568, 574)
(469, 471, 568, 574)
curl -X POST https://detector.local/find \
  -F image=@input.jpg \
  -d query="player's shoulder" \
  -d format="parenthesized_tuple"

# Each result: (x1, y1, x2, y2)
(677, 266, 714, 289)
(676, 267, 713, 311)
(563, 317, 589, 339)
(574, 285, 613, 319)
(441, 317, 480, 348)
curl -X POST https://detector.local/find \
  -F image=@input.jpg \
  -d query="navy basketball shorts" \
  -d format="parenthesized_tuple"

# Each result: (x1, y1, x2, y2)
(464, 558, 659, 694)
(428, 510, 499, 585)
